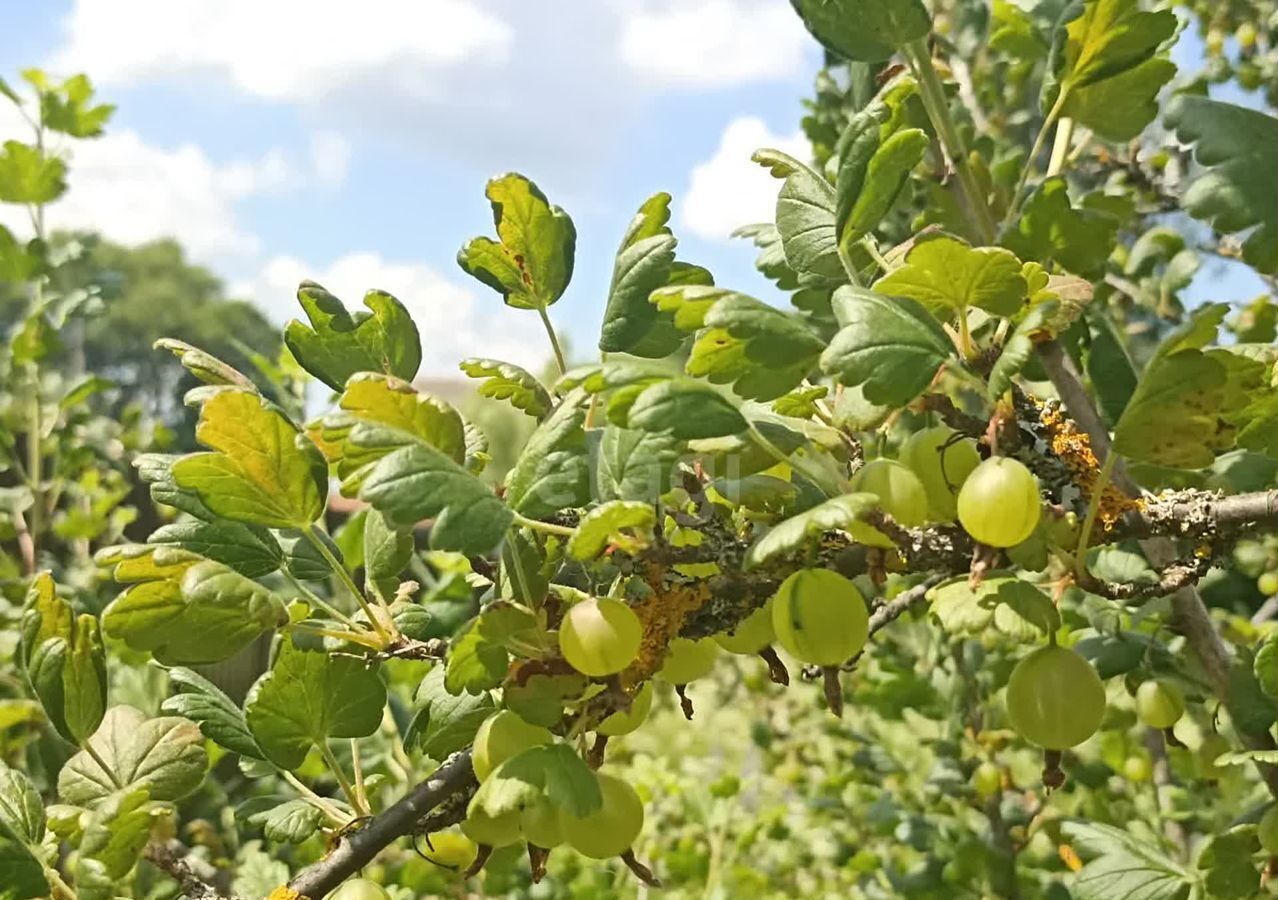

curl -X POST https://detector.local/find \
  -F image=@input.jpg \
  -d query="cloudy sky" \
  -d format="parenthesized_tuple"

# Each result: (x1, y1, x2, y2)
(0, 0, 825, 374)
(1, 2, 1264, 377)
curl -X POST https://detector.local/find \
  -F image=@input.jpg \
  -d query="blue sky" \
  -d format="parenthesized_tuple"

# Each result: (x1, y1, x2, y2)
(0, 0, 825, 373)
(0, 1, 1267, 376)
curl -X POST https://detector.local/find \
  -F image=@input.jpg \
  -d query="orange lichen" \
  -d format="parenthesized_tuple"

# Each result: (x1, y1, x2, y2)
(625, 561, 713, 683)
(1034, 400, 1139, 530)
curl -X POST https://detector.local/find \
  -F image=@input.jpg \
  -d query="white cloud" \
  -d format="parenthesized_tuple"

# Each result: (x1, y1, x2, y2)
(253, 252, 548, 375)
(0, 129, 303, 258)
(50, 0, 512, 102)
(309, 131, 351, 186)
(680, 116, 809, 241)
(620, 0, 811, 88)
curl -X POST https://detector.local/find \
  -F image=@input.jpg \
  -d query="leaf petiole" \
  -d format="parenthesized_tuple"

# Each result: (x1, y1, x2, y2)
(511, 512, 575, 538)
(304, 525, 392, 642)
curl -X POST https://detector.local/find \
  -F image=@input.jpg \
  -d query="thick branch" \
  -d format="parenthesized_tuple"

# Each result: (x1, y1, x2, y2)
(288, 751, 477, 899)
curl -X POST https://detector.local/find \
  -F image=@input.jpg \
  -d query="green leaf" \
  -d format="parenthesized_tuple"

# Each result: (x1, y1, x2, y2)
(819, 286, 954, 406)
(1114, 304, 1234, 467)
(1083, 310, 1139, 425)
(988, 301, 1058, 399)
(685, 294, 826, 401)
(153, 338, 256, 390)
(58, 706, 208, 807)
(472, 744, 601, 819)
(772, 385, 829, 419)
(1041, 0, 1177, 142)
(0, 225, 45, 283)
(102, 557, 288, 665)
(835, 101, 928, 242)
(1197, 827, 1260, 900)
(595, 426, 681, 504)
(444, 620, 509, 696)
(1003, 177, 1118, 277)
(0, 766, 47, 897)
(927, 575, 1058, 637)
(350, 429, 512, 555)
(283, 281, 423, 391)
(0, 764, 45, 847)
(752, 148, 843, 281)
(1256, 632, 1278, 700)
(568, 501, 656, 561)
(874, 234, 1027, 317)
(231, 842, 290, 899)
(1063, 821, 1196, 900)
(457, 172, 576, 310)
(1165, 96, 1278, 274)
(334, 372, 466, 467)
(788, 0, 931, 63)
(246, 799, 324, 844)
(745, 493, 877, 569)
(460, 358, 552, 419)
(244, 641, 387, 770)
(161, 667, 265, 760)
(1227, 651, 1278, 736)
(62, 614, 107, 744)
(77, 789, 157, 882)
(40, 73, 114, 136)
(626, 379, 748, 440)
(148, 517, 283, 578)
(409, 666, 495, 759)
(363, 507, 413, 595)
(173, 388, 327, 530)
(0, 140, 66, 203)
(505, 391, 592, 518)
(503, 673, 587, 728)
(598, 193, 688, 356)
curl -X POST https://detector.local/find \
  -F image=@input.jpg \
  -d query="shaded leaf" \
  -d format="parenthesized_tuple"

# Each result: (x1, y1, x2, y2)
(505, 391, 592, 517)
(284, 281, 422, 391)
(409, 666, 495, 758)
(820, 286, 953, 406)
(58, 706, 208, 807)
(1165, 96, 1278, 274)
(1041, 0, 1177, 141)
(753, 148, 843, 281)
(161, 667, 265, 760)
(472, 744, 601, 819)
(244, 642, 387, 770)
(745, 493, 877, 568)
(1003, 177, 1118, 277)
(788, 0, 932, 63)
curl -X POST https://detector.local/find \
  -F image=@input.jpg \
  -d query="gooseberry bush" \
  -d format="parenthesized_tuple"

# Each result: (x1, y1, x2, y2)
(4, 0, 1278, 897)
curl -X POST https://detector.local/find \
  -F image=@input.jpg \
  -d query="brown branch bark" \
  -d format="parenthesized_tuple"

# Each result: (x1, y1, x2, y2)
(287, 751, 477, 899)
(144, 842, 239, 900)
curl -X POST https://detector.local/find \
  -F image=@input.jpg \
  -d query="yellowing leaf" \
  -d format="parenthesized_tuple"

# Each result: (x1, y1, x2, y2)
(173, 389, 327, 530)
(457, 172, 576, 310)
(873, 233, 1027, 317)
